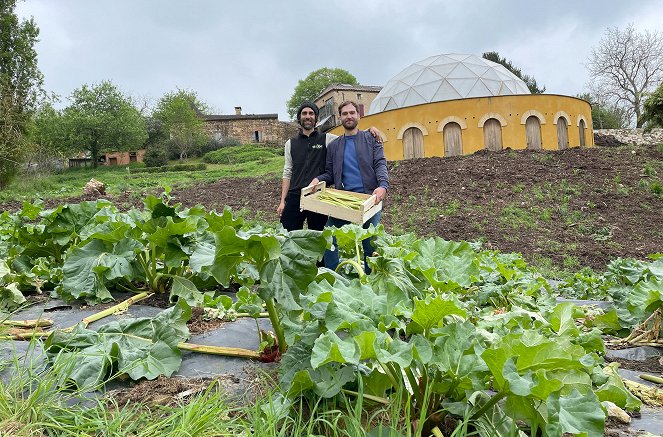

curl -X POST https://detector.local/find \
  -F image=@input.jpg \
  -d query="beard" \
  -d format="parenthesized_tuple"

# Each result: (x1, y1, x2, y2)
(342, 118, 358, 130)
(300, 119, 315, 130)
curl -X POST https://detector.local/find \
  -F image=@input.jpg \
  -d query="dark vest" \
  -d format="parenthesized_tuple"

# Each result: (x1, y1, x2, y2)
(289, 130, 327, 193)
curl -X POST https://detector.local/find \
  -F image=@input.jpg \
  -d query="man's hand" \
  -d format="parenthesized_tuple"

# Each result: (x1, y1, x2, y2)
(310, 178, 320, 192)
(277, 201, 285, 217)
(372, 187, 387, 204)
(368, 126, 386, 143)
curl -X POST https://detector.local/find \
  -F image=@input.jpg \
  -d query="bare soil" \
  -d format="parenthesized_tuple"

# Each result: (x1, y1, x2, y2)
(34, 144, 658, 272)
(605, 356, 663, 375)
(187, 306, 227, 335)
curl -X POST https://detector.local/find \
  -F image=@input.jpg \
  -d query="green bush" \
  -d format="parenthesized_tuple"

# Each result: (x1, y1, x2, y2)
(143, 145, 169, 167)
(197, 137, 242, 156)
(131, 163, 206, 174)
(202, 144, 282, 165)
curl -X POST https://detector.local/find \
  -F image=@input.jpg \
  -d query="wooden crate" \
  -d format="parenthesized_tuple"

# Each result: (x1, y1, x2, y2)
(300, 182, 382, 224)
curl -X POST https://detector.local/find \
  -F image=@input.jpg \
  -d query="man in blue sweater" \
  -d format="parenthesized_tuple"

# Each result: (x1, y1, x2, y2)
(311, 100, 389, 272)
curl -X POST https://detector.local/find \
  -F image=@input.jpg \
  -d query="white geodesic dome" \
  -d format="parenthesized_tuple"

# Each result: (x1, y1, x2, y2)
(369, 54, 531, 114)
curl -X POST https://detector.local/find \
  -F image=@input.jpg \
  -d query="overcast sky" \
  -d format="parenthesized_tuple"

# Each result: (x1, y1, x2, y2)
(15, 0, 663, 120)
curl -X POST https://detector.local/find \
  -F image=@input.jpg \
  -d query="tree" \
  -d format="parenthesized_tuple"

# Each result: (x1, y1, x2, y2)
(0, 0, 44, 188)
(577, 93, 629, 129)
(482, 52, 545, 94)
(586, 24, 663, 128)
(27, 100, 71, 167)
(62, 81, 147, 168)
(643, 81, 663, 130)
(286, 68, 358, 119)
(152, 89, 208, 160)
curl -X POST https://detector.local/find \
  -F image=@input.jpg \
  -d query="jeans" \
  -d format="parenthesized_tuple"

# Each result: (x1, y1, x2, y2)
(323, 211, 382, 274)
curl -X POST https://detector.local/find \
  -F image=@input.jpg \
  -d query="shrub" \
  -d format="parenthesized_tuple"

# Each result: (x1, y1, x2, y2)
(202, 144, 281, 164)
(143, 145, 169, 167)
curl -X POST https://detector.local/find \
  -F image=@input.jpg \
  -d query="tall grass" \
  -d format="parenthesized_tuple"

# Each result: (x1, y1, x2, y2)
(2, 343, 471, 437)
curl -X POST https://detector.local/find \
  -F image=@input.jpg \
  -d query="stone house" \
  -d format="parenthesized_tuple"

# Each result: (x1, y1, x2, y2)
(203, 107, 299, 147)
(314, 84, 382, 132)
(68, 150, 146, 167)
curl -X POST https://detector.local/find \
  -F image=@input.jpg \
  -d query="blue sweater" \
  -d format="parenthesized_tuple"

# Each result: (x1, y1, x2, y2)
(317, 130, 389, 194)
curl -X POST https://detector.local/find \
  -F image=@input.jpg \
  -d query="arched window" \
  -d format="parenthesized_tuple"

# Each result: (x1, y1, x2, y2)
(443, 122, 463, 156)
(525, 116, 542, 150)
(483, 118, 503, 151)
(402, 127, 424, 159)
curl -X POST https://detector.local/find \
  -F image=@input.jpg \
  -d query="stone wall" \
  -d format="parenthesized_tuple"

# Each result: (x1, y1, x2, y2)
(594, 128, 663, 147)
(204, 117, 299, 147)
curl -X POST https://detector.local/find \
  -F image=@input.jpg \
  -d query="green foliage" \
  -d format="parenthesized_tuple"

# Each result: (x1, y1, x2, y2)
(152, 89, 208, 160)
(0, 259, 26, 312)
(61, 81, 147, 168)
(482, 51, 545, 93)
(45, 300, 191, 388)
(132, 163, 206, 174)
(577, 93, 629, 129)
(643, 81, 663, 130)
(0, 0, 44, 188)
(142, 144, 169, 167)
(286, 67, 358, 119)
(203, 144, 282, 164)
(3, 195, 661, 435)
(28, 100, 71, 166)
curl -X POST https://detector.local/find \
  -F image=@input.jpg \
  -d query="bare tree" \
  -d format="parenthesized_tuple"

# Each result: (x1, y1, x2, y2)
(587, 24, 663, 127)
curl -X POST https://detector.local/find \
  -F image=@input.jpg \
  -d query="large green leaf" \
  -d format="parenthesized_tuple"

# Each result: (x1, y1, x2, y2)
(170, 276, 204, 306)
(44, 200, 113, 246)
(430, 321, 488, 396)
(189, 226, 252, 286)
(280, 341, 355, 398)
(44, 301, 191, 387)
(482, 331, 588, 392)
(410, 238, 479, 289)
(258, 229, 327, 311)
(594, 363, 641, 411)
(375, 337, 413, 368)
(303, 278, 389, 334)
(332, 223, 382, 257)
(368, 256, 421, 304)
(410, 295, 466, 332)
(311, 331, 360, 368)
(204, 206, 244, 232)
(544, 389, 605, 437)
(0, 282, 26, 312)
(61, 238, 141, 302)
(547, 302, 581, 337)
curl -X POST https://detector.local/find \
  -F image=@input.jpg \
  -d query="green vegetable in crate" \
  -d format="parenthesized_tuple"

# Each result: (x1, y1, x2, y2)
(316, 190, 365, 210)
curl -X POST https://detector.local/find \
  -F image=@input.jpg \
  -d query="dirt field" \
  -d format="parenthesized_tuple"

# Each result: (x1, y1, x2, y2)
(8, 144, 663, 272)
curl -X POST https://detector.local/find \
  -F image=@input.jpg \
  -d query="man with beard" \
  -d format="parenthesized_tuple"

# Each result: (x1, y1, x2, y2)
(278, 101, 330, 231)
(278, 101, 384, 232)
(310, 100, 389, 272)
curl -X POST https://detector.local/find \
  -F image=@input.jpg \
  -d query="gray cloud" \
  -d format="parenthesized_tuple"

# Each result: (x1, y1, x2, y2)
(16, 0, 663, 119)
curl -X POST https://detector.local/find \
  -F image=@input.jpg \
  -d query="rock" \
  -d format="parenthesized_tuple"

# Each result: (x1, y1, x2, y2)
(604, 401, 631, 424)
(594, 132, 626, 147)
(594, 128, 663, 147)
(83, 178, 106, 196)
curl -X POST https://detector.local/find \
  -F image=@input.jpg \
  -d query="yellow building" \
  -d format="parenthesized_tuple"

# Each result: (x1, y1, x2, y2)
(329, 54, 593, 161)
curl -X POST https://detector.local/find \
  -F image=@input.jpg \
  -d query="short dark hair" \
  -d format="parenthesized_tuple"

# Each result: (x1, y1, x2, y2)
(338, 101, 359, 116)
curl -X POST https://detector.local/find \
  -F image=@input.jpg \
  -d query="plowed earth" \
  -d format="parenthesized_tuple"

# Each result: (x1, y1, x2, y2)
(13, 144, 660, 272)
